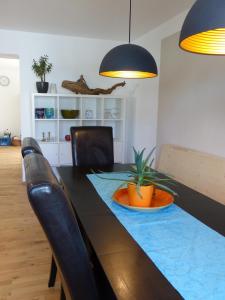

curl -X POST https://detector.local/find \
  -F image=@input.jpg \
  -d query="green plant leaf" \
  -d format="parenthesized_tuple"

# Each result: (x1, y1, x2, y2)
(153, 182, 178, 196)
(32, 55, 53, 82)
(93, 146, 178, 198)
(143, 146, 156, 170)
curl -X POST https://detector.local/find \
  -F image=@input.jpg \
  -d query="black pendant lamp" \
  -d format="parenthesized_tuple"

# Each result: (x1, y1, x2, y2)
(99, 0, 158, 79)
(180, 0, 225, 55)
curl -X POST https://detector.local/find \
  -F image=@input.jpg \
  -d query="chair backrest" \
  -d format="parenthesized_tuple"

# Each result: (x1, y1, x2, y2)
(21, 137, 43, 158)
(24, 153, 99, 300)
(70, 126, 114, 167)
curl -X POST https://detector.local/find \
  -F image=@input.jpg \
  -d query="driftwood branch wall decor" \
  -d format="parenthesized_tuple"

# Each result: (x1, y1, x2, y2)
(62, 75, 126, 95)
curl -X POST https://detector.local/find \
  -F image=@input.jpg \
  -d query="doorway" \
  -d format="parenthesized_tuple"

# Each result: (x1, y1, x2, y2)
(0, 56, 20, 145)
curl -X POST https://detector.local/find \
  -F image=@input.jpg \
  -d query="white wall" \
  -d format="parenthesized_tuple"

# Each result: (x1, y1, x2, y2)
(132, 11, 188, 157)
(158, 32, 225, 158)
(134, 8, 225, 160)
(0, 29, 135, 150)
(0, 57, 20, 136)
(0, 11, 193, 162)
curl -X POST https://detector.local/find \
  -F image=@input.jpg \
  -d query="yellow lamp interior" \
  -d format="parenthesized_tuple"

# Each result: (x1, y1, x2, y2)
(180, 28, 225, 55)
(99, 70, 157, 79)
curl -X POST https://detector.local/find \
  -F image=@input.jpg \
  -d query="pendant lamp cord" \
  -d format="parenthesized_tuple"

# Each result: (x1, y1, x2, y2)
(129, 0, 131, 43)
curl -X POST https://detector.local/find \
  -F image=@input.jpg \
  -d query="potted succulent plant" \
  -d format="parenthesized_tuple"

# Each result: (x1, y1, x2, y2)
(32, 55, 53, 93)
(96, 147, 177, 207)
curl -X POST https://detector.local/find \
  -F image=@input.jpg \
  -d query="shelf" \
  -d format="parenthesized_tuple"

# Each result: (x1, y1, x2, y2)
(81, 119, 122, 121)
(33, 93, 126, 165)
(37, 140, 58, 144)
(35, 118, 123, 121)
(33, 93, 58, 97)
(35, 119, 58, 121)
(103, 119, 123, 121)
(59, 140, 71, 143)
(33, 93, 124, 99)
(81, 119, 103, 121)
(59, 119, 81, 121)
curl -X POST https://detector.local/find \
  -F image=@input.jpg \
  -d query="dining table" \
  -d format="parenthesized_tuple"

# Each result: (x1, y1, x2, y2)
(57, 163, 225, 300)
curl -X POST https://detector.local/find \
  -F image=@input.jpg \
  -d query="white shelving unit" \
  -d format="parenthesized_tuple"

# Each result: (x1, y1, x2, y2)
(32, 93, 126, 166)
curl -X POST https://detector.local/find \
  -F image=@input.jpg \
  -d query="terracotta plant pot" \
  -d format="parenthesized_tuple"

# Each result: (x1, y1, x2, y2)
(128, 184, 154, 207)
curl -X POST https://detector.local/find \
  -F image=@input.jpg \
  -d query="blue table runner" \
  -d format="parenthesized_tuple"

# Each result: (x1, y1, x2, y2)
(87, 173, 225, 300)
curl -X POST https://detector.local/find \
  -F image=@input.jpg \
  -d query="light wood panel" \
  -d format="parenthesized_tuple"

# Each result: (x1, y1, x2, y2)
(157, 144, 225, 205)
(0, 147, 60, 300)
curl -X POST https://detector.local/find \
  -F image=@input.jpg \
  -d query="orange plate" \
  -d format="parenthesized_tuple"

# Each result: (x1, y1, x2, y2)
(112, 188, 174, 212)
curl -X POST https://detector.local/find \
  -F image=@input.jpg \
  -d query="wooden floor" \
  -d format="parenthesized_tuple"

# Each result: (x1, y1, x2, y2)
(0, 147, 60, 300)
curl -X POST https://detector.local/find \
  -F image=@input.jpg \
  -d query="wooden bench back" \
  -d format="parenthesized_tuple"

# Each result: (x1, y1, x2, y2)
(157, 144, 225, 205)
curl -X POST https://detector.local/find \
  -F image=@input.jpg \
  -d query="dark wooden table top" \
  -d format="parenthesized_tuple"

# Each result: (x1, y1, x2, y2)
(58, 164, 225, 300)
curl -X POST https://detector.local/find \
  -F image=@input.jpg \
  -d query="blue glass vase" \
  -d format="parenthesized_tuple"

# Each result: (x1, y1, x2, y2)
(44, 108, 54, 119)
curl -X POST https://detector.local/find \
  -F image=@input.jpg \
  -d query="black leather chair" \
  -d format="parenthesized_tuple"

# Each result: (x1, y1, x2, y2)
(21, 137, 57, 288)
(24, 153, 99, 300)
(70, 126, 114, 167)
(21, 137, 43, 158)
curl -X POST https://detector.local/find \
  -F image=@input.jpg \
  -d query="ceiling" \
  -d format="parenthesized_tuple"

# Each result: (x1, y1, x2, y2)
(0, 0, 195, 41)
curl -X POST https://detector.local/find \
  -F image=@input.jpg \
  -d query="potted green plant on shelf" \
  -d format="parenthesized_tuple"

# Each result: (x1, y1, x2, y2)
(96, 147, 177, 207)
(32, 55, 53, 93)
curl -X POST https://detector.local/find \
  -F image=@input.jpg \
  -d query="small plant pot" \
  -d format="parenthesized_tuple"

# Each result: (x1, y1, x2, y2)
(127, 184, 154, 207)
(36, 82, 49, 93)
